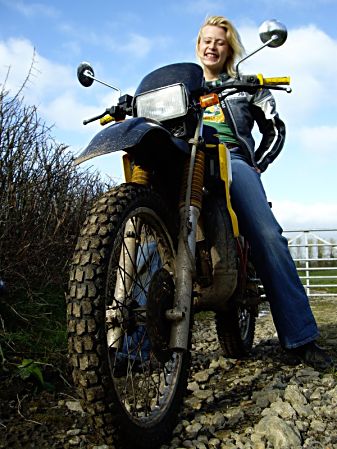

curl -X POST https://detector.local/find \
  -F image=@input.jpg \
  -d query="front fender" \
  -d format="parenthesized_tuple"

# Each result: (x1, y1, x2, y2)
(74, 117, 189, 165)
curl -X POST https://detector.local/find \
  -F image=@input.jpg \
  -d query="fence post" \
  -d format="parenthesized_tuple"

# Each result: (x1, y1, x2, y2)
(286, 228, 337, 298)
(303, 231, 310, 295)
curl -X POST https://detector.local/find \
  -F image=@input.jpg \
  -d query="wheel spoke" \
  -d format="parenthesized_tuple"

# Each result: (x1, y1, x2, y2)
(105, 207, 183, 423)
(68, 185, 189, 447)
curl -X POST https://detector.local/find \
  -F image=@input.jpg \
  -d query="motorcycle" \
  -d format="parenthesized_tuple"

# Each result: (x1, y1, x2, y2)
(67, 19, 291, 449)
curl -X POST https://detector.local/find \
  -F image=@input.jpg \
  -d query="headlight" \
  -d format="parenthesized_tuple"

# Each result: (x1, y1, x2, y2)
(135, 83, 188, 121)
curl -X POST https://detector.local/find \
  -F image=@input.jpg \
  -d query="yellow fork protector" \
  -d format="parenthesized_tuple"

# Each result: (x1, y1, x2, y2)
(123, 153, 132, 182)
(122, 153, 150, 185)
(218, 143, 240, 237)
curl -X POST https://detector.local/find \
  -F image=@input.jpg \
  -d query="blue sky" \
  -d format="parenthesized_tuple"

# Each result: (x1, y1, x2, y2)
(1, 0, 337, 230)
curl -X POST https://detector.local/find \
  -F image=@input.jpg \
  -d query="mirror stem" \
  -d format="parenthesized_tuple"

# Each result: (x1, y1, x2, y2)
(83, 70, 121, 96)
(235, 35, 278, 78)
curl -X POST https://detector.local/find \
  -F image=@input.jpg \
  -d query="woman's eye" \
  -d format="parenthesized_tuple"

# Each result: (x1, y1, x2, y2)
(202, 39, 226, 46)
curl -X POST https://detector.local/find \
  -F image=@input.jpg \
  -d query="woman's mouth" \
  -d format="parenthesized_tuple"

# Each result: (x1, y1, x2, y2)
(205, 52, 218, 61)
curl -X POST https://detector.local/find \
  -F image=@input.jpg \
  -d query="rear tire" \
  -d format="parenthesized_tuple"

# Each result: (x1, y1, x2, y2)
(67, 183, 190, 449)
(216, 304, 256, 358)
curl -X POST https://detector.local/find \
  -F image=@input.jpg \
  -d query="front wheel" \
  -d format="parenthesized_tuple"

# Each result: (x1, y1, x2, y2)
(67, 184, 190, 449)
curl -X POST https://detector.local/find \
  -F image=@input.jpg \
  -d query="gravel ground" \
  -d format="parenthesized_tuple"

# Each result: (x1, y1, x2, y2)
(1, 298, 336, 449)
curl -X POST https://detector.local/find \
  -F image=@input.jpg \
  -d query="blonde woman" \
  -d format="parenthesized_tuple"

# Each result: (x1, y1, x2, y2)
(196, 16, 333, 370)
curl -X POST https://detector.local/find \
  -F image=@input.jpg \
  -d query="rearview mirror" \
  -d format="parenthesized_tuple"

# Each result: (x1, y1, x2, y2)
(259, 19, 288, 48)
(77, 62, 95, 87)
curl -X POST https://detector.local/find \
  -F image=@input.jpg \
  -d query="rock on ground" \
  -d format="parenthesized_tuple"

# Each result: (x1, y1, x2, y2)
(0, 298, 336, 449)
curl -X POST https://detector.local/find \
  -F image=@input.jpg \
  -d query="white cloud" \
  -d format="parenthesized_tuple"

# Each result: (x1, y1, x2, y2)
(0, 38, 74, 101)
(0, 36, 138, 151)
(239, 23, 337, 125)
(57, 20, 168, 61)
(123, 33, 153, 59)
(0, 38, 104, 148)
(0, 38, 37, 92)
(272, 200, 337, 230)
(57, 23, 101, 47)
(40, 92, 97, 132)
(1, 25, 337, 234)
(104, 33, 171, 60)
(0, 0, 59, 18)
(297, 126, 337, 154)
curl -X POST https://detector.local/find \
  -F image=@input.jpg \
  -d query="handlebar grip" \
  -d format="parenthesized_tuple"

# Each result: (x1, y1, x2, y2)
(259, 75, 290, 85)
(100, 115, 114, 126)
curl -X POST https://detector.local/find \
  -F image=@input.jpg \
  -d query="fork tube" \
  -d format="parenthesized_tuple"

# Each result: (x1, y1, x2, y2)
(169, 116, 204, 350)
(107, 164, 150, 348)
(107, 218, 138, 349)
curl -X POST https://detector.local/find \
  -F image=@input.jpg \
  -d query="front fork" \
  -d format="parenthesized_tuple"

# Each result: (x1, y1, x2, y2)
(167, 118, 205, 351)
(167, 204, 200, 350)
(106, 218, 139, 349)
(108, 117, 205, 352)
(106, 160, 152, 349)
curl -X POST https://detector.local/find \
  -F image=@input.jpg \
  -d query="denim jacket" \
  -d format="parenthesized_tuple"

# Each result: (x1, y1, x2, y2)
(215, 75, 286, 172)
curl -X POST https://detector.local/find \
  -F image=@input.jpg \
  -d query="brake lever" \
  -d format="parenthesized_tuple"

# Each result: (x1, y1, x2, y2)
(83, 108, 112, 125)
(265, 85, 292, 93)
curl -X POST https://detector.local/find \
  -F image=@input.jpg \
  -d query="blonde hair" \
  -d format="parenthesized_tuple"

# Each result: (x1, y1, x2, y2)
(196, 15, 245, 78)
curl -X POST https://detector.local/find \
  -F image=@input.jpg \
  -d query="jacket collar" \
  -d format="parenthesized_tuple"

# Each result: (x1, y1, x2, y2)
(205, 73, 231, 88)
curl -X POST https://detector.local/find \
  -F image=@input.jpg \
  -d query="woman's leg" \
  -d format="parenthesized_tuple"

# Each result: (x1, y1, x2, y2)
(229, 156, 319, 349)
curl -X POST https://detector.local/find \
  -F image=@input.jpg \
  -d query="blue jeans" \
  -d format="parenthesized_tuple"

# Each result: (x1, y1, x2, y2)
(230, 154, 319, 349)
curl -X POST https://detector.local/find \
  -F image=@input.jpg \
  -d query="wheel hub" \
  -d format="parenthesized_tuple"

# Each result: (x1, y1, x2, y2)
(147, 268, 175, 363)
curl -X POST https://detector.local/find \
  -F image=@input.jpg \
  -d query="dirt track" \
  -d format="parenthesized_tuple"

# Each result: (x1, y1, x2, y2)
(0, 298, 336, 449)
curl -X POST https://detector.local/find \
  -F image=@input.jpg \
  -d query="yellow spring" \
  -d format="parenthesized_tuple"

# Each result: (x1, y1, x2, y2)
(131, 164, 150, 185)
(179, 150, 205, 209)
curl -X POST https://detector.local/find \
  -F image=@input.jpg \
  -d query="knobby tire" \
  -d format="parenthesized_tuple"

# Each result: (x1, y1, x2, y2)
(216, 304, 256, 358)
(67, 183, 190, 449)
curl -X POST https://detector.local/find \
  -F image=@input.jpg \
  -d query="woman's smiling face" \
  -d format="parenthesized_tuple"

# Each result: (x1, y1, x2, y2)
(197, 25, 229, 79)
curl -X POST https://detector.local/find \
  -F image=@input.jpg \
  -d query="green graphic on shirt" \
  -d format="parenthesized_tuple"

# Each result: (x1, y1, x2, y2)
(203, 103, 240, 145)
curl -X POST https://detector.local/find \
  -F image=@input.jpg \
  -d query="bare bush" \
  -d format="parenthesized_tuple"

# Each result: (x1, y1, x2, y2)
(0, 87, 107, 296)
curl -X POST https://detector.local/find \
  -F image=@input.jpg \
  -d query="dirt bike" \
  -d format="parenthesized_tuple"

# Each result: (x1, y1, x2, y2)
(67, 19, 291, 449)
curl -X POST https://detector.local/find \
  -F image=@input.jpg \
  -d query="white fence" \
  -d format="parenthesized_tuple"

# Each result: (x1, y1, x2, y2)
(284, 229, 337, 297)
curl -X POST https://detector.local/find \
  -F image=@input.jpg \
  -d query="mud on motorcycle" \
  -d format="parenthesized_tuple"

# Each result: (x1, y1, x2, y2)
(67, 19, 291, 449)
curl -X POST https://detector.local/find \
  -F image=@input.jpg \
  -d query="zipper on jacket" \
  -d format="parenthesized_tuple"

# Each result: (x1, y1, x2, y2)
(222, 96, 257, 168)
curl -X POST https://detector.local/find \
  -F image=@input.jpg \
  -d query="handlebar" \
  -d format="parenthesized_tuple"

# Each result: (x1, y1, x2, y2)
(83, 74, 291, 126)
(241, 74, 290, 86)
(207, 74, 291, 97)
(83, 109, 109, 125)
(82, 94, 133, 126)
